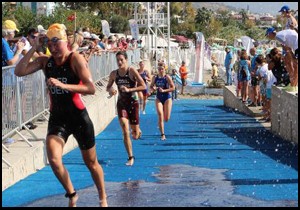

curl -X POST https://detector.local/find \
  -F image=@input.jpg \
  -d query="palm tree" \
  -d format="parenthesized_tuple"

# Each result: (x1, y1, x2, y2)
(239, 9, 248, 24)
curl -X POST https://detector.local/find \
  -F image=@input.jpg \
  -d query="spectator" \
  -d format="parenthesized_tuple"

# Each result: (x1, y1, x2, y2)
(82, 27, 91, 39)
(98, 35, 106, 50)
(233, 50, 242, 98)
(36, 25, 51, 56)
(137, 39, 142, 48)
(179, 60, 188, 94)
(2, 20, 25, 66)
(255, 55, 269, 116)
(211, 62, 219, 80)
(268, 47, 290, 86)
(266, 27, 298, 92)
(106, 35, 118, 51)
(278, 5, 298, 32)
(118, 37, 128, 51)
(130, 38, 137, 49)
(68, 31, 84, 52)
(238, 51, 251, 104)
(248, 47, 260, 107)
(224, 47, 234, 85)
(25, 28, 42, 60)
(171, 69, 178, 100)
(263, 57, 277, 122)
(90, 33, 103, 54)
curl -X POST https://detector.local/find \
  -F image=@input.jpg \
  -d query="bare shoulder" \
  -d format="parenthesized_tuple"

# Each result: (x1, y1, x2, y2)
(129, 66, 137, 72)
(109, 69, 117, 77)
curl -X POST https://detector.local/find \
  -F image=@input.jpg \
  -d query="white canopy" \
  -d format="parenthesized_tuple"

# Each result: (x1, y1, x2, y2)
(127, 34, 179, 48)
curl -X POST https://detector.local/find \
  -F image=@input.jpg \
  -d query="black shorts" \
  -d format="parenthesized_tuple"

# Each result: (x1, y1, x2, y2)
(47, 108, 95, 150)
(251, 76, 259, 86)
(117, 98, 139, 125)
(181, 78, 187, 86)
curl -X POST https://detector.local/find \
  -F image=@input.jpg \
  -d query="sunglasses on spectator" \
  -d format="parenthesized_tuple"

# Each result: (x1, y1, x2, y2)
(30, 34, 38, 39)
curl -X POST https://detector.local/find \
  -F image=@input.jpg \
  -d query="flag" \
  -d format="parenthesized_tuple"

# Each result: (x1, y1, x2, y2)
(67, 14, 76, 21)
(101, 20, 110, 37)
(129, 19, 139, 40)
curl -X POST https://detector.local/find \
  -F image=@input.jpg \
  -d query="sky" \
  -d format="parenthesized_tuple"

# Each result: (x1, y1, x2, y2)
(221, 2, 298, 15)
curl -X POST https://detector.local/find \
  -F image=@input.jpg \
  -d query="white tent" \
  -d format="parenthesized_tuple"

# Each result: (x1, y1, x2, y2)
(127, 34, 179, 48)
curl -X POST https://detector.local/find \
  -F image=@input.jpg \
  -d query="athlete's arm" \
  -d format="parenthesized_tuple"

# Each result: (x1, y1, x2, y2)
(163, 75, 175, 93)
(145, 70, 151, 82)
(122, 67, 146, 93)
(106, 70, 117, 96)
(149, 76, 157, 93)
(15, 36, 48, 77)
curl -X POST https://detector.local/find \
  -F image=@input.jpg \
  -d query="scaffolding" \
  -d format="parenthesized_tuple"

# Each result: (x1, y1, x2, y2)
(134, 2, 171, 71)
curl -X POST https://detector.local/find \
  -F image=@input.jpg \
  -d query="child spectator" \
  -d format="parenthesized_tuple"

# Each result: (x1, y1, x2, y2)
(171, 69, 178, 100)
(211, 62, 219, 80)
(263, 60, 277, 122)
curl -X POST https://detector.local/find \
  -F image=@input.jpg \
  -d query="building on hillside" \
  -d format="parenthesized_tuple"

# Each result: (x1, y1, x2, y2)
(16, 2, 56, 16)
(259, 13, 277, 26)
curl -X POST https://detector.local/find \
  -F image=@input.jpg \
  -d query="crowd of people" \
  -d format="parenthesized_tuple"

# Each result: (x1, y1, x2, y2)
(2, 4, 297, 207)
(220, 5, 298, 122)
(68, 27, 143, 62)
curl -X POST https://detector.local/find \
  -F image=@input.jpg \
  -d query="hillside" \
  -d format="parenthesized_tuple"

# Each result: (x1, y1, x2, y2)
(192, 2, 237, 12)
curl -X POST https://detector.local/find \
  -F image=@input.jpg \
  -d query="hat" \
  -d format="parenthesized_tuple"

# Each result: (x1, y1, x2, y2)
(279, 5, 290, 12)
(46, 23, 67, 41)
(108, 35, 116, 42)
(90, 33, 100, 40)
(265, 27, 276, 36)
(83, 31, 91, 39)
(37, 25, 47, 34)
(3, 20, 19, 32)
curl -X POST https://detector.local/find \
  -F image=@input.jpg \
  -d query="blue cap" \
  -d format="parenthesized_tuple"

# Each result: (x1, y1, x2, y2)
(279, 5, 290, 12)
(265, 27, 276, 36)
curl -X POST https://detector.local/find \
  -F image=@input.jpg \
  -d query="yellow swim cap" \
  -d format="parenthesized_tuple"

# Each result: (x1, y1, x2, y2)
(46, 23, 67, 41)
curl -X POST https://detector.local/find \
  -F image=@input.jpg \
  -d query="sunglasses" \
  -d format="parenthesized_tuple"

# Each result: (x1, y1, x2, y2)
(30, 34, 38, 39)
(43, 37, 62, 44)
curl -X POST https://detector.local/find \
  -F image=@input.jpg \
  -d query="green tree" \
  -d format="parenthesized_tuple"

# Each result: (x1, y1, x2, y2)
(13, 6, 37, 35)
(217, 25, 245, 46)
(195, 7, 212, 26)
(215, 10, 233, 27)
(239, 9, 248, 25)
(110, 15, 129, 33)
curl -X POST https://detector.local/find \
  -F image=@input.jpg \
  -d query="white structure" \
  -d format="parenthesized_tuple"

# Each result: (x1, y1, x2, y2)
(17, 2, 56, 16)
(134, 2, 171, 69)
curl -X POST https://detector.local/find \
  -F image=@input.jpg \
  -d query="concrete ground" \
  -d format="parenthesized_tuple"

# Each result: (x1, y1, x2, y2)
(2, 97, 298, 207)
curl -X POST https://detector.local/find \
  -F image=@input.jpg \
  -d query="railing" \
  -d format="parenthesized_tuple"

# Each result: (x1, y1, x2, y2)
(136, 13, 167, 26)
(2, 48, 141, 167)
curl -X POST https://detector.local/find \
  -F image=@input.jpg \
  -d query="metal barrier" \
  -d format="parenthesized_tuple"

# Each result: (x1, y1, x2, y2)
(2, 48, 141, 167)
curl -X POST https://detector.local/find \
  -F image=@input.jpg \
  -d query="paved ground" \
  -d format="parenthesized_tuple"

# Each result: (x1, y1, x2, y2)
(2, 97, 298, 207)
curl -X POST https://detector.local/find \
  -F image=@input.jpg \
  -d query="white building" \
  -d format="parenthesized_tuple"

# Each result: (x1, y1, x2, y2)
(17, 2, 56, 16)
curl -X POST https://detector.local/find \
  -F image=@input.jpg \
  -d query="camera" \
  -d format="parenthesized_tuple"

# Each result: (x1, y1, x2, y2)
(39, 36, 48, 46)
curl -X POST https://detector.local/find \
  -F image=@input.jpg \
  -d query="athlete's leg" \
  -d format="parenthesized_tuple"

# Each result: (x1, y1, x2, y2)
(46, 135, 78, 207)
(137, 91, 144, 112)
(119, 117, 134, 165)
(155, 99, 165, 140)
(81, 146, 108, 207)
(131, 124, 142, 140)
(163, 98, 173, 122)
(142, 93, 147, 112)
